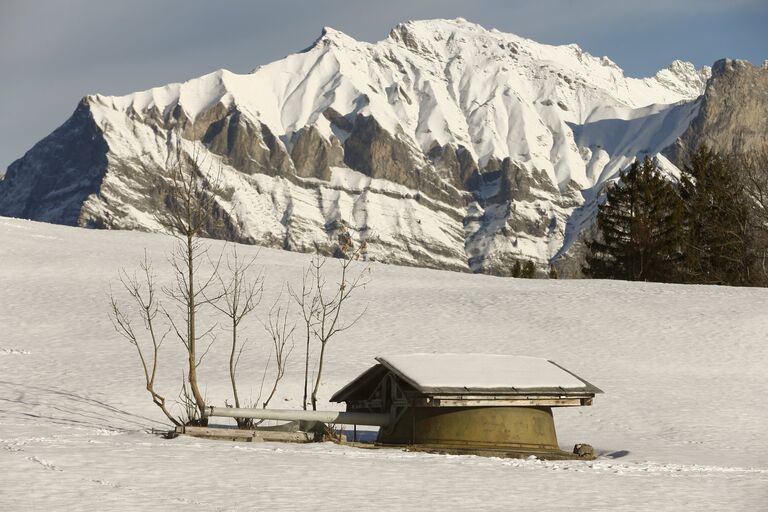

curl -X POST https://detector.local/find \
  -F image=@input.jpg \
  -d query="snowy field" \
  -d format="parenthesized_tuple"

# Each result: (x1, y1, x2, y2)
(1, 217, 767, 511)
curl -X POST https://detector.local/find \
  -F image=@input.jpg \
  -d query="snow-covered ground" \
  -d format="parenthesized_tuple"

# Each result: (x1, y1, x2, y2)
(1, 217, 767, 510)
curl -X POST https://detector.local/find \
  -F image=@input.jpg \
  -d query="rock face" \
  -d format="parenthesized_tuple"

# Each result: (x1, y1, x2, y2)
(0, 100, 108, 225)
(290, 125, 343, 181)
(2, 18, 753, 276)
(201, 107, 295, 178)
(665, 59, 768, 163)
(342, 114, 461, 205)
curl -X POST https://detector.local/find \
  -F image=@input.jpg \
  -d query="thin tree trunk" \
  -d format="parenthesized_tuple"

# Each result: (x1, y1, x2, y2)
(187, 233, 206, 419)
(303, 329, 310, 410)
(311, 341, 327, 411)
(230, 321, 240, 408)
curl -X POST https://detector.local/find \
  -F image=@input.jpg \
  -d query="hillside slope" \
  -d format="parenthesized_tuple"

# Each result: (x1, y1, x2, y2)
(1, 218, 766, 510)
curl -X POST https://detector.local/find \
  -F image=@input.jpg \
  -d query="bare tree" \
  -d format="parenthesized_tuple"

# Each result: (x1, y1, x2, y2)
(259, 291, 296, 409)
(109, 254, 181, 426)
(289, 229, 370, 411)
(212, 248, 263, 408)
(156, 131, 223, 422)
(306, 251, 370, 410)
(288, 267, 321, 410)
(208, 247, 264, 427)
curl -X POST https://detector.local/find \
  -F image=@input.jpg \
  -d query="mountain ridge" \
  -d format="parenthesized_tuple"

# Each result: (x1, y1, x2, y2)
(0, 19, 752, 276)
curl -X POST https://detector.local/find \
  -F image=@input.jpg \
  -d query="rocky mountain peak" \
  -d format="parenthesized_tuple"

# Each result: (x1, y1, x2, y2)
(651, 59, 711, 100)
(316, 26, 360, 48)
(711, 57, 760, 76)
(1, 19, 762, 277)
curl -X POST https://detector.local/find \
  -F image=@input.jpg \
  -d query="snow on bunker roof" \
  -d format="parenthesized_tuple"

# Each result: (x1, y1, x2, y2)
(375, 353, 599, 393)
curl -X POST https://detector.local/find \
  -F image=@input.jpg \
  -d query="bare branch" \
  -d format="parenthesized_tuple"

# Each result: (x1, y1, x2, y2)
(205, 245, 264, 427)
(293, 246, 371, 410)
(109, 253, 180, 426)
(261, 288, 296, 409)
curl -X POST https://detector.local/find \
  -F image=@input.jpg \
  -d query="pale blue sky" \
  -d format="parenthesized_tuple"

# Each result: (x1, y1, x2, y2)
(1, 0, 766, 172)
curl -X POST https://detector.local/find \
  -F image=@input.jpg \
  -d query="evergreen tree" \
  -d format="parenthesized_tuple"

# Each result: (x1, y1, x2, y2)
(511, 260, 522, 278)
(584, 158, 684, 281)
(678, 147, 754, 285)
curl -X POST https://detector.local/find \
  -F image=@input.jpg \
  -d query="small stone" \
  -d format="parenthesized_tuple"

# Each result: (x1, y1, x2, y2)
(573, 443, 594, 458)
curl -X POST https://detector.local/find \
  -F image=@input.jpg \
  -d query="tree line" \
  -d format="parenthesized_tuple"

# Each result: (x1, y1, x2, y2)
(110, 130, 369, 427)
(583, 146, 768, 286)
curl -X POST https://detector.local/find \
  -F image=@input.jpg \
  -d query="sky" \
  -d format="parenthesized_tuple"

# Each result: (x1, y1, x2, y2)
(1, 0, 766, 173)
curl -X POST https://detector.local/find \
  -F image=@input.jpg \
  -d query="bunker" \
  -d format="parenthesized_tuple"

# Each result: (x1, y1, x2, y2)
(204, 353, 602, 459)
(330, 354, 602, 458)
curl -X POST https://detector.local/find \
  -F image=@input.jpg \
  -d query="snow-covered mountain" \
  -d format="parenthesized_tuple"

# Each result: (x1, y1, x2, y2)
(0, 18, 714, 274)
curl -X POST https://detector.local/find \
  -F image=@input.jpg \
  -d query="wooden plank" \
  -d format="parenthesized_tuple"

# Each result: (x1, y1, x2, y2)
(177, 426, 313, 443)
(425, 393, 594, 400)
(417, 398, 586, 407)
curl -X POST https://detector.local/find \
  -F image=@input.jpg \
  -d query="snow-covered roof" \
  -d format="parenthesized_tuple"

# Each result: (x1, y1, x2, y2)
(331, 353, 601, 402)
(378, 354, 591, 391)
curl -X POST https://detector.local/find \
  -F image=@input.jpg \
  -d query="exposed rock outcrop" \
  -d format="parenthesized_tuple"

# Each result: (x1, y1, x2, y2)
(666, 59, 768, 162)
(497, 158, 534, 203)
(427, 144, 478, 190)
(343, 115, 464, 206)
(291, 125, 344, 181)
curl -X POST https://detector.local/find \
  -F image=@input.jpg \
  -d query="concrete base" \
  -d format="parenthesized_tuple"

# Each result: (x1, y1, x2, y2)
(174, 425, 314, 443)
